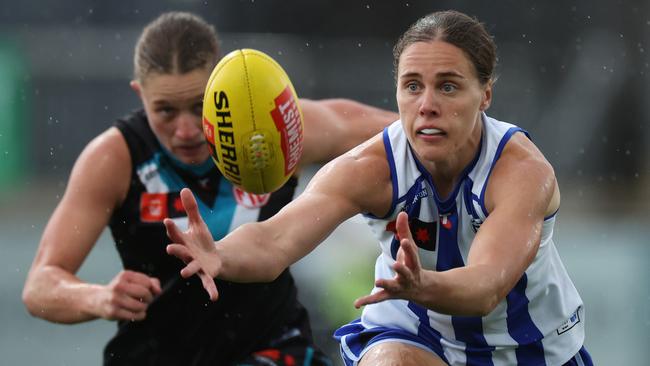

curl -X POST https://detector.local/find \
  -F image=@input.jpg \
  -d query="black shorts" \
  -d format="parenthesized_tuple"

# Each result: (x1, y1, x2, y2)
(235, 312, 332, 366)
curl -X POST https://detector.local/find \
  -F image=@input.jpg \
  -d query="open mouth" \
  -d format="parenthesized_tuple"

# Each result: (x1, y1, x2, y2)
(417, 128, 445, 136)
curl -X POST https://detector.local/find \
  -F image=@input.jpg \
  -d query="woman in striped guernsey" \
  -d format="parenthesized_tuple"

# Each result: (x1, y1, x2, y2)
(165, 10, 592, 366)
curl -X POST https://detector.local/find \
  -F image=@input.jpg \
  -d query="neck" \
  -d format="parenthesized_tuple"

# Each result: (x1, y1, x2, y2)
(425, 116, 483, 199)
(160, 146, 213, 176)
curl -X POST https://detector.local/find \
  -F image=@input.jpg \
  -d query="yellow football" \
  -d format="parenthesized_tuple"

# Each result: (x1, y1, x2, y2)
(202, 49, 304, 194)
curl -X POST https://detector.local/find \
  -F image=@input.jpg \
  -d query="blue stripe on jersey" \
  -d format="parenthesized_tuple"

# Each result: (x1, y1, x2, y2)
(506, 274, 545, 365)
(463, 178, 480, 220)
(435, 209, 464, 270)
(437, 209, 495, 365)
(407, 302, 448, 364)
(478, 127, 528, 217)
(380, 127, 398, 220)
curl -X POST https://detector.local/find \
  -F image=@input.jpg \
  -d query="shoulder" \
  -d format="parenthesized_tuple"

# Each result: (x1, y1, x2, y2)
(82, 127, 130, 163)
(484, 132, 559, 216)
(69, 127, 132, 206)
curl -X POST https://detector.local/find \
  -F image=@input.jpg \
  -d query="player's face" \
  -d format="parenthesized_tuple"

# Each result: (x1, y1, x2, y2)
(396, 40, 491, 170)
(135, 68, 211, 165)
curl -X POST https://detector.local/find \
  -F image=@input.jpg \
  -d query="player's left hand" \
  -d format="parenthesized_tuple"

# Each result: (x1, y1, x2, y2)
(354, 211, 424, 308)
(164, 188, 221, 301)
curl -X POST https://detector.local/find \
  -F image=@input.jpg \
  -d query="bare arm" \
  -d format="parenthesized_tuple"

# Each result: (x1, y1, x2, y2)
(298, 98, 398, 166)
(356, 133, 559, 316)
(22, 128, 161, 323)
(165, 135, 392, 301)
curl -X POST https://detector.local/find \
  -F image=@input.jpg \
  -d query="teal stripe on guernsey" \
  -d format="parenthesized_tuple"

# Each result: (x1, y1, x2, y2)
(152, 151, 236, 240)
(154, 152, 188, 190)
(159, 145, 214, 176)
(206, 178, 237, 240)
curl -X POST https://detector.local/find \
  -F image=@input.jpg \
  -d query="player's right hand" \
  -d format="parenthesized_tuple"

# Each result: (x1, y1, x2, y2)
(97, 270, 162, 321)
(165, 188, 221, 302)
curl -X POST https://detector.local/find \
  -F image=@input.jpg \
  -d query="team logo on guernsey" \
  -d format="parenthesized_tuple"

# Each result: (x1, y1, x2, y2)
(140, 192, 185, 222)
(386, 217, 437, 251)
(232, 186, 271, 209)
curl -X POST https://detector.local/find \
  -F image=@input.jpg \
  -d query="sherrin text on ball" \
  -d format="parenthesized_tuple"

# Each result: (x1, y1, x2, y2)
(202, 48, 304, 194)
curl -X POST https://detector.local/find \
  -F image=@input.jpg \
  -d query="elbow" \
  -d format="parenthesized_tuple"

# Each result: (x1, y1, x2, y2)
(474, 294, 500, 317)
(262, 260, 289, 282)
(22, 285, 41, 318)
(261, 270, 282, 283)
(459, 294, 499, 317)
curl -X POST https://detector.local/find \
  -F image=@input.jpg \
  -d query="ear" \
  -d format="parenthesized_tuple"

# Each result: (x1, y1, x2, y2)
(479, 81, 493, 111)
(130, 80, 143, 99)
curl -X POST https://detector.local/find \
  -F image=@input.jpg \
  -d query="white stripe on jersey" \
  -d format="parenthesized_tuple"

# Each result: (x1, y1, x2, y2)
(228, 204, 261, 233)
(137, 158, 170, 192)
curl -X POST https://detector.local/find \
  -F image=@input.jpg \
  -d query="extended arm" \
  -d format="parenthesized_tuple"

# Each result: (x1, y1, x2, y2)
(298, 98, 398, 165)
(22, 128, 161, 323)
(165, 135, 392, 301)
(356, 134, 559, 316)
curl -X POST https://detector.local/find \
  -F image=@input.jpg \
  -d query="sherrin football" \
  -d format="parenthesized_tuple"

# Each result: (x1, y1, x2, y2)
(202, 48, 304, 194)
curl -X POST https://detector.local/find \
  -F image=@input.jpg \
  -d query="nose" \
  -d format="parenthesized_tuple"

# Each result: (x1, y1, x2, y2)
(175, 111, 202, 140)
(418, 88, 440, 117)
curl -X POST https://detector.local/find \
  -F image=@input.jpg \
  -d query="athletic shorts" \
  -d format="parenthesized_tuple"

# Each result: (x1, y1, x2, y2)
(236, 325, 332, 366)
(334, 319, 592, 366)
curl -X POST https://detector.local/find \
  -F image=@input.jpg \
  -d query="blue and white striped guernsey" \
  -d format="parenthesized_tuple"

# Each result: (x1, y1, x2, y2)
(335, 114, 586, 366)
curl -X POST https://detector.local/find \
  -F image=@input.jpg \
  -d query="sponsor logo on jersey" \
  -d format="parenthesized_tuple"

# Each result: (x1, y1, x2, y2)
(271, 86, 303, 175)
(557, 307, 581, 335)
(232, 186, 271, 209)
(140, 192, 186, 222)
(411, 187, 429, 205)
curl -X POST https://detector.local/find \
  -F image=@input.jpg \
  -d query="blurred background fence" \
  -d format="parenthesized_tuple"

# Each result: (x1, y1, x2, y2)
(0, 1, 648, 364)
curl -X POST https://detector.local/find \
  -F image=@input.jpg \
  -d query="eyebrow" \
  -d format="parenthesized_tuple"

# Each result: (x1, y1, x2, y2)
(399, 71, 466, 80)
(152, 94, 204, 106)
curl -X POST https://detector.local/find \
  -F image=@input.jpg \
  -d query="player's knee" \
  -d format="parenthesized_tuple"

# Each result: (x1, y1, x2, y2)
(358, 342, 445, 366)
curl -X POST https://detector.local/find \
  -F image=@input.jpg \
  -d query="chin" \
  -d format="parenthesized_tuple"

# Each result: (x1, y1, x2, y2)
(179, 154, 209, 165)
(412, 144, 447, 162)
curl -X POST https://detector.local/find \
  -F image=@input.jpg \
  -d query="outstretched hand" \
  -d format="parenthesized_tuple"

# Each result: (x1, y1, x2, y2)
(354, 211, 425, 308)
(164, 188, 221, 301)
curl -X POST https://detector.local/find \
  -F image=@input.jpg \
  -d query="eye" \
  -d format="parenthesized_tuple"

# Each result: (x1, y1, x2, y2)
(440, 83, 457, 93)
(192, 102, 203, 116)
(405, 81, 420, 93)
(156, 106, 177, 119)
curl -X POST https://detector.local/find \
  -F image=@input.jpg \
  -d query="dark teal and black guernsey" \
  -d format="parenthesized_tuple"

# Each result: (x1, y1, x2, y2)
(104, 110, 313, 366)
